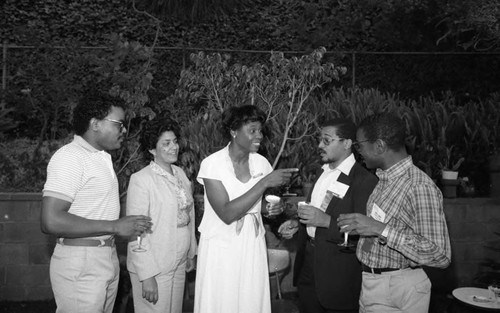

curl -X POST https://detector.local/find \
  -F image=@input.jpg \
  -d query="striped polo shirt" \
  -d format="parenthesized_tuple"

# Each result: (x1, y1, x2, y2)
(43, 135, 120, 239)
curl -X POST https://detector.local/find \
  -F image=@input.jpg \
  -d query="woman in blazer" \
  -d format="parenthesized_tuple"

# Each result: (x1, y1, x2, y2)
(127, 117, 197, 313)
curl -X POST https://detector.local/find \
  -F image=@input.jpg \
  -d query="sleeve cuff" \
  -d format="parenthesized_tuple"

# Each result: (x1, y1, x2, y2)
(378, 225, 389, 245)
(381, 225, 389, 238)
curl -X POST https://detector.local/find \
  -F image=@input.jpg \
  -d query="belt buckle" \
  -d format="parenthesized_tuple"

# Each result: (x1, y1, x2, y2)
(98, 237, 115, 247)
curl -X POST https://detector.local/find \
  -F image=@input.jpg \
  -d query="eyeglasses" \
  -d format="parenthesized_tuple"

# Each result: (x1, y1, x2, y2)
(103, 118, 126, 132)
(318, 137, 345, 146)
(353, 139, 371, 150)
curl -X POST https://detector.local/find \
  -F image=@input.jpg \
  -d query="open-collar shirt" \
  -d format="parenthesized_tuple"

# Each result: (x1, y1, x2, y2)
(308, 154, 356, 238)
(357, 156, 451, 269)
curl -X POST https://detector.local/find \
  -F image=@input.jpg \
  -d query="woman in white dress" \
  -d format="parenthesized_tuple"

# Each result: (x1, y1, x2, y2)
(194, 105, 297, 313)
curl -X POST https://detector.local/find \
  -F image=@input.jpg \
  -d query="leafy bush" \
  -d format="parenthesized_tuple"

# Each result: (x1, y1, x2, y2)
(2, 88, 499, 197)
(0, 138, 70, 192)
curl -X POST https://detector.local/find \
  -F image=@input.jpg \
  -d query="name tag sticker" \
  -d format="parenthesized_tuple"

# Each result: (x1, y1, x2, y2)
(328, 181, 349, 199)
(371, 203, 386, 222)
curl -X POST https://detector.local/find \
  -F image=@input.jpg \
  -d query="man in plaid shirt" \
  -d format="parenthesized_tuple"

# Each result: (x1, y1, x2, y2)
(338, 113, 451, 313)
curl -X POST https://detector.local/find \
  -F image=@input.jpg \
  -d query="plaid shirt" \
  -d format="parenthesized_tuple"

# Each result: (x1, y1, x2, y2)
(357, 156, 451, 269)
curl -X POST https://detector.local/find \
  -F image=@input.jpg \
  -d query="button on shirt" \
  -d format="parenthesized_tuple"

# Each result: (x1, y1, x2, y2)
(357, 156, 451, 269)
(308, 154, 356, 238)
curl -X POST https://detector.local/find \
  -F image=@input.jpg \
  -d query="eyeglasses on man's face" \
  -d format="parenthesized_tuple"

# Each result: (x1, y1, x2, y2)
(103, 118, 126, 132)
(318, 137, 345, 146)
(353, 139, 371, 150)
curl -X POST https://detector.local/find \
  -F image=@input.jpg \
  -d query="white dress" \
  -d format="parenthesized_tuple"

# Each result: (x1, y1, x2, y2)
(194, 145, 272, 313)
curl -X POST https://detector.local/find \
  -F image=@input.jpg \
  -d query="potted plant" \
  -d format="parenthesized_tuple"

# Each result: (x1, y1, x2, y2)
(438, 146, 465, 198)
(439, 146, 465, 180)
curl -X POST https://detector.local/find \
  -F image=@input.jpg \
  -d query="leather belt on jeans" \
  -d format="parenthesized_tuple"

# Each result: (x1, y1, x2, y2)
(57, 237, 115, 247)
(362, 264, 402, 274)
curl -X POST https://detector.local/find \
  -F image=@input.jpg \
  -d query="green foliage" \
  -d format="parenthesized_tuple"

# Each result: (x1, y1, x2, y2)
(177, 48, 346, 171)
(0, 106, 18, 133)
(136, 0, 243, 22)
(3, 86, 500, 197)
(437, 0, 500, 50)
(0, 138, 70, 192)
(1, 0, 499, 195)
(5, 44, 87, 139)
(91, 33, 156, 118)
(2, 0, 154, 46)
(306, 88, 500, 194)
(4, 0, 497, 53)
(3, 0, 500, 104)
(2, 34, 160, 196)
(177, 111, 226, 191)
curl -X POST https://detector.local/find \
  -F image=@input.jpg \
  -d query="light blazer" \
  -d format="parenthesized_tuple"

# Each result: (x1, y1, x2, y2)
(293, 162, 378, 310)
(126, 164, 197, 281)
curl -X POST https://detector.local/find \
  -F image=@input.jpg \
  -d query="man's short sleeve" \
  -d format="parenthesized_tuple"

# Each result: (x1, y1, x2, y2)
(43, 148, 84, 202)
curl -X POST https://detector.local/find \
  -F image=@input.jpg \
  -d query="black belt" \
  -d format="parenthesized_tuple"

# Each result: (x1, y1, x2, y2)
(362, 264, 404, 274)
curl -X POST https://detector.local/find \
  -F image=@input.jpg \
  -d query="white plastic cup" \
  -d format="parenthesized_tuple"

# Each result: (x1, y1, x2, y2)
(264, 195, 282, 218)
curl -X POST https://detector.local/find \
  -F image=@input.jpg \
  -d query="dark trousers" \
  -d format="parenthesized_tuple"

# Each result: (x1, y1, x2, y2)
(297, 241, 358, 313)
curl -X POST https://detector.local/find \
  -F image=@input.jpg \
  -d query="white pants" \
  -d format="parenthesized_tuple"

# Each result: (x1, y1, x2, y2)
(50, 244, 120, 313)
(359, 267, 431, 313)
(130, 226, 191, 313)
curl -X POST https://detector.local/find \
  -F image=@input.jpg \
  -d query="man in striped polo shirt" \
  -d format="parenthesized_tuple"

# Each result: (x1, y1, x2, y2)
(41, 93, 152, 313)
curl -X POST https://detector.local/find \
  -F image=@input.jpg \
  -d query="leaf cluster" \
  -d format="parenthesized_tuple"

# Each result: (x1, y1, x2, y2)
(176, 47, 346, 171)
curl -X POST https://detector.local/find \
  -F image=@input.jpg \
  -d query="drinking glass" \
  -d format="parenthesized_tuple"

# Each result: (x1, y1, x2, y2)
(133, 234, 147, 252)
(133, 208, 150, 252)
(338, 225, 355, 253)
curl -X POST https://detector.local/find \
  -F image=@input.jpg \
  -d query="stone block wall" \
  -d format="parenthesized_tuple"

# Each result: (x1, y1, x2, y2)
(0, 193, 54, 301)
(445, 198, 500, 288)
(0, 193, 499, 301)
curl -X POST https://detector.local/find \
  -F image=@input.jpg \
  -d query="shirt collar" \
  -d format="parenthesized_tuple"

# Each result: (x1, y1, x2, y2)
(73, 135, 100, 153)
(321, 153, 356, 175)
(376, 156, 413, 181)
(150, 161, 176, 178)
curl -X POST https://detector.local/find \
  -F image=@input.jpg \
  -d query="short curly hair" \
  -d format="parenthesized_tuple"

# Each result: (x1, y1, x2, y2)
(358, 113, 407, 151)
(140, 117, 181, 161)
(221, 105, 266, 139)
(72, 93, 126, 136)
(319, 118, 356, 141)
